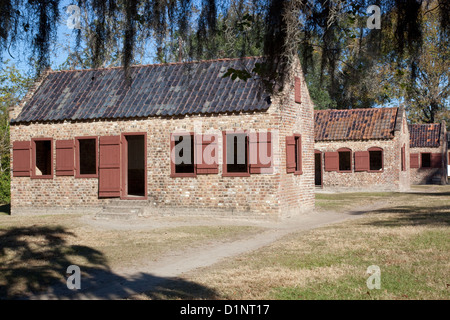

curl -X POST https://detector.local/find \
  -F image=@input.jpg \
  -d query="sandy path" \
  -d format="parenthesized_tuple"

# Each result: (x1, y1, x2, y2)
(27, 203, 381, 300)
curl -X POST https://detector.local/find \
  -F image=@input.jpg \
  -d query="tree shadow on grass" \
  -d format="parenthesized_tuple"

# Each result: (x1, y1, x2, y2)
(0, 226, 217, 300)
(355, 205, 450, 228)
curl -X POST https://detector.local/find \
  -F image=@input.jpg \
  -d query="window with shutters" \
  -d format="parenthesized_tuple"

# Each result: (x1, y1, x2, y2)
(12, 141, 31, 177)
(401, 144, 406, 171)
(324, 151, 339, 172)
(421, 153, 431, 168)
(294, 135, 302, 174)
(354, 151, 370, 172)
(410, 153, 419, 168)
(76, 137, 98, 178)
(431, 153, 442, 168)
(171, 133, 196, 177)
(195, 134, 219, 174)
(368, 147, 383, 171)
(249, 132, 273, 174)
(32, 138, 53, 179)
(223, 131, 249, 177)
(338, 148, 352, 172)
(294, 77, 301, 103)
(286, 134, 302, 174)
(56, 140, 74, 176)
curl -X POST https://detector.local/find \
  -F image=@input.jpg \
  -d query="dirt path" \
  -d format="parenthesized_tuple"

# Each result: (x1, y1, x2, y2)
(28, 202, 384, 300)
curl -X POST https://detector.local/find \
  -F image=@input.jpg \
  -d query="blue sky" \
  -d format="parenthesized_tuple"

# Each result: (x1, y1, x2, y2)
(3, 0, 161, 76)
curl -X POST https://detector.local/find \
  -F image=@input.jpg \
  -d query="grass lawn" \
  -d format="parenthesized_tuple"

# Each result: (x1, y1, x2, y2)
(138, 185, 450, 300)
(0, 213, 263, 299)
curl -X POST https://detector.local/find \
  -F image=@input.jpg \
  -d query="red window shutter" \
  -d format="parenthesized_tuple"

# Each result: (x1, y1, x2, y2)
(55, 140, 74, 176)
(324, 152, 339, 171)
(250, 132, 273, 174)
(195, 134, 218, 174)
(401, 145, 406, 171)
(286, 136, 296, 173)
(354, 151, 370, 172)
(294, 77, 301, 103)
(410, 153, 419, 168)
(98, 136, 121, 197)
(12, 141, 31, 177)
(431, 153, 442, 168)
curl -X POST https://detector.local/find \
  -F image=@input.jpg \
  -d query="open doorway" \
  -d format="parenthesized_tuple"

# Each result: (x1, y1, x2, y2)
(122, 133, 147, 199)
(314, 150, 323, 187)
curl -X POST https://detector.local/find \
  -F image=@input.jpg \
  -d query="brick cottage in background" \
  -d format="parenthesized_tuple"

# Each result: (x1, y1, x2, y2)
(313, 107, 410, 192)
(409, 122, 448, 185)
(9, 57, 315, 218)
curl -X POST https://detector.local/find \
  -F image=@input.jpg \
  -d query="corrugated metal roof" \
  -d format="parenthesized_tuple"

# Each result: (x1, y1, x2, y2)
(409, 123, 441, 147)
(314, 108, 398, 141)
(12, 57, 270, 123)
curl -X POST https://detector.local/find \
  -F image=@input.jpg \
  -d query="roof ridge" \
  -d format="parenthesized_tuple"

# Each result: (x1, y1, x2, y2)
(49, 56, 263, 74)
(314, 107, 398, 113)
(409, 123, 441, 126)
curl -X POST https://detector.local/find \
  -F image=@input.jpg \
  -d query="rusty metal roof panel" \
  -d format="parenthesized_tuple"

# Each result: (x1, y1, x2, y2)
(12, 57, 270, 123)
(314, 108, 398, 141)
(409, 123, 441, 147)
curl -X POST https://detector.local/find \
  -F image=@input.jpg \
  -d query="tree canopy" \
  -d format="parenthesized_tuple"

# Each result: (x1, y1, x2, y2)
(1, 1, 449, 88)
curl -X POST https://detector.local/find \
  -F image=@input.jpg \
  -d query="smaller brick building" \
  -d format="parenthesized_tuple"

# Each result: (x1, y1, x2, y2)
(314, 107, 410, 192)
(409, 122, 448, 185)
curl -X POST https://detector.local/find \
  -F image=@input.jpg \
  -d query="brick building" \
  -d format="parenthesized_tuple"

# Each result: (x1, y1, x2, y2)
(409, 122, 448, 185)
(10, 57, 315, 218)
(314, 107, 410, 192)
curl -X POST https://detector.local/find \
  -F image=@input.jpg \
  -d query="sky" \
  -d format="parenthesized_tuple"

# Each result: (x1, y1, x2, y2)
(2, 0, 161, 77)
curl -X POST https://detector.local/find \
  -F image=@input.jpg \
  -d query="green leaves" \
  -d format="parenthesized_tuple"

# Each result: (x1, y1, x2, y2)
(0, 62, 33, 204)
(222, 67, 252, 81)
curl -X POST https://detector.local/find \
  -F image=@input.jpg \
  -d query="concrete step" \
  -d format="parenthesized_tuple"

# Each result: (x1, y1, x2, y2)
(105, 199, 154, 207)
(95, 206, 144, 220)
(94, 212, 138, 220)
(431, 176, 442, 184)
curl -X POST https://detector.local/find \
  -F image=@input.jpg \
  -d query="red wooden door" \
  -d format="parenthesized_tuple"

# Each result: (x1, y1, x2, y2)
(99, 136, 121, 197)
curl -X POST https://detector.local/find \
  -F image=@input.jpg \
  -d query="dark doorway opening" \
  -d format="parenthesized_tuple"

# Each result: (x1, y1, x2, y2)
(315, 151, 322, 187)
(125, 135, 146, 198)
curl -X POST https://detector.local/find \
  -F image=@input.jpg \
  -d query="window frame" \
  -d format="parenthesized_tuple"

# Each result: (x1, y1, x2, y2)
(401, 144, 406, 171)
(222, 130, 250, 177)
(75, 136, 99, 178)
(293, 134, 302, 175)
(337, 147, 352, 172)
(31, 137, 53, 179)
(368, 147, 384, 172)
(420, 152, 431, 168)
(170, 132, 197, 178)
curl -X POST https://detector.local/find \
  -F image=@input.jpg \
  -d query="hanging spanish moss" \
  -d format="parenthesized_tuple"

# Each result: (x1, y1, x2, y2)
(0, 0, 448, 93)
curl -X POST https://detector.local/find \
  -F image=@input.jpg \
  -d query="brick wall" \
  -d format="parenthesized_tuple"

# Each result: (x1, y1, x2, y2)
(274, 57, 315, 216)
(314, 109, 410, 192)
(10, 60, 315, 217)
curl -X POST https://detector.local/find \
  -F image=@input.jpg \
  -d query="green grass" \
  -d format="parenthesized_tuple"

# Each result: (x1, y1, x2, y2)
(315, 192, 399, 212)
(273, 228, 449, 300)
(166, 185, 450, 300)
